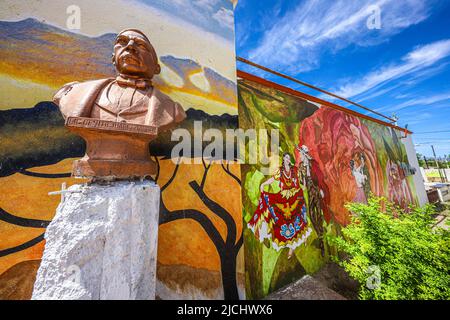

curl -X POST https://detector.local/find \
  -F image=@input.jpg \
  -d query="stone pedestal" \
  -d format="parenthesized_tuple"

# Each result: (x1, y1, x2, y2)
(32, 180, 160, 300)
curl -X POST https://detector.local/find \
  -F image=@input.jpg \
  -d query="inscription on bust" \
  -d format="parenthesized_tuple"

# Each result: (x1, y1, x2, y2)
(66, 117, 158, 136)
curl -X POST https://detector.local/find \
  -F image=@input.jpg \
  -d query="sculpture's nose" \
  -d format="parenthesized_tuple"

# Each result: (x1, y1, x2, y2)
(125, 39, 136, 51)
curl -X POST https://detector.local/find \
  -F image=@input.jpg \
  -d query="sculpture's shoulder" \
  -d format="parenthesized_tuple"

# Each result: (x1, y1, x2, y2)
(53, 78, 113, 106)
(53, 78, 114, 119)
(151, 87, 186, 124)
(53, 81, 79, 105)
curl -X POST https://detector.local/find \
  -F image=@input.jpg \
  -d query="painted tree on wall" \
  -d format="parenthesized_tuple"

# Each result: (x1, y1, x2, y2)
(0, 101, 244, 300)
(154, 156, 243, 300)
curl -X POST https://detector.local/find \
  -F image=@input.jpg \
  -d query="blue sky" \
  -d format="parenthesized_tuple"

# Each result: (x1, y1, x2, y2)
(235, 0, 450, 158)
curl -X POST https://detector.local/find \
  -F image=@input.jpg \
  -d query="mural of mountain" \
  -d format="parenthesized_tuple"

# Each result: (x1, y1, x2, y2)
(159, 56, 237, 106)
(0, 102, 238, 177)
(0, 18, 115, 87)
(0, 19, 236, 113)
(0, 102, 84, 177)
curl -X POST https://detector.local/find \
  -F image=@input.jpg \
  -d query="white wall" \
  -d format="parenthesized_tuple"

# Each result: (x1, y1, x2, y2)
(403, 134, 428, 206)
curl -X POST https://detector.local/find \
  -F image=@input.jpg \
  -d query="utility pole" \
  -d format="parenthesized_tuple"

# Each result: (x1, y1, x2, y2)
(424, 156, 430, 169)
(431, 145, 445, 183)
(444, 155, 450, 182)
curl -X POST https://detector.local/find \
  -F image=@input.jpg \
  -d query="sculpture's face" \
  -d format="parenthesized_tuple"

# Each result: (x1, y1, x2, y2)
(113, 30, 159, 79)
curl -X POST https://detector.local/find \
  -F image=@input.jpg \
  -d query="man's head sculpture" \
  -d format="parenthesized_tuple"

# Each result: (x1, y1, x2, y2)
(112, 29, 161, 80)
(53, 28, 186, 180)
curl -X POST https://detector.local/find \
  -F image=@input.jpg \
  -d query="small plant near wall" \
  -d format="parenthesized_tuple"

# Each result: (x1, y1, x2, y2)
(330, 196, 450, 300)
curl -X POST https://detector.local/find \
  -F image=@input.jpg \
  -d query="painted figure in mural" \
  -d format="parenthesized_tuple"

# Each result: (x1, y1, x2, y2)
(383, 130, 415, 209)
(387, 160, 414, 209)
(53, 28, 186, 129)
(296, 145, 329, 257)
(248, 152, 312, 259)
(350, 152, 370, 204)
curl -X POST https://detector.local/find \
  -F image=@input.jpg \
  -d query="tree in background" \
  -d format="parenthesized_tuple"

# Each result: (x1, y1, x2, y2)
(416, 153, 425, 167)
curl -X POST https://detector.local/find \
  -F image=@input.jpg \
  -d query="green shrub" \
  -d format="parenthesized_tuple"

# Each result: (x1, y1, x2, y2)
(330, 196, 450, 300)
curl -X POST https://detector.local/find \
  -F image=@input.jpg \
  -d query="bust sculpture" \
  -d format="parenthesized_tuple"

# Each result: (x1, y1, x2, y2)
(53, 29, 186, 179)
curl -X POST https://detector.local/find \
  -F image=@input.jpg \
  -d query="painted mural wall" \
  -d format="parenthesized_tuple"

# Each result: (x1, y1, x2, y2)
(238, 77, 424, 299)
(0, 0, 244, 300)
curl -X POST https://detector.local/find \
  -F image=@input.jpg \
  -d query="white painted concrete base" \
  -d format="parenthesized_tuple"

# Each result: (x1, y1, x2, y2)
(32, 180, 160, 300)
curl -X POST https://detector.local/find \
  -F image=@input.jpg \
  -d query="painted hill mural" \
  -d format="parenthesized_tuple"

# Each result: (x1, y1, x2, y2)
(0, 18, 237, 114)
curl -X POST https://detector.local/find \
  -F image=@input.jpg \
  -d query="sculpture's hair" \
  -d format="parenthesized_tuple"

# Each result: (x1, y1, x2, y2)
(114, 28, 161, 75)
(117, 28, 151, 44)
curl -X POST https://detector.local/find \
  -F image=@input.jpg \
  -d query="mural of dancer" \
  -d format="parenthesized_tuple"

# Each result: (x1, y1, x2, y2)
(387, 160, 414, 209)
(350, 152, 370, 204)
(383, 129, 416, 209)
(248, 152, 312, 259)
(296, 145, 329, 256)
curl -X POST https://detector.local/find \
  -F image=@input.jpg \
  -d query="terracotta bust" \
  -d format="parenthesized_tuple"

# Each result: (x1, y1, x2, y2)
(54, 28, 186, 130)
(53, 29, 186, 179)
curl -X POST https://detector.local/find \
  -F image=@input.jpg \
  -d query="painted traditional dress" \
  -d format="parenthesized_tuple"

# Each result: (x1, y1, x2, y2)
(248, 166, 312, 251)
(352, 164, 368, 204)
(387, 160, 414, 209)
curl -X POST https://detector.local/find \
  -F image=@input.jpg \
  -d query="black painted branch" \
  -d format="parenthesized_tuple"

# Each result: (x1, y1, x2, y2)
(159, 207, 225, 253)
(221, 162, 241, 185)
(188, 181, 236, 247)
(0, 233, 45, 257)
(152, 156, 160, 183)
(200, 158, 212, 189)
(161, 160, 180, 192)
(19, 169, 71, 178)
(0, 208, 50, 228)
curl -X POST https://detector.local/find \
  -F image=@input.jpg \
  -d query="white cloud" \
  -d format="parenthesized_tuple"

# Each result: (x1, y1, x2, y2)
(193, 0, 220, 12)
(389, 92, 450, 112)
(213, 7, 234, 30)
(334, 39, 450, 98)
(394, 93, 412, 99)
(400, 112, 433, 125)
(357, 83, 404, 103)
(248, 0, 432, 72)
(170, 0, 207, 21)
